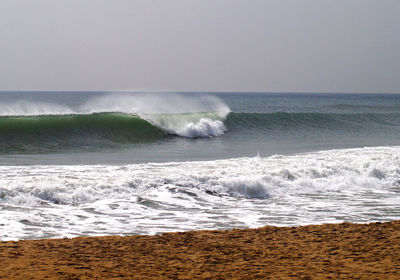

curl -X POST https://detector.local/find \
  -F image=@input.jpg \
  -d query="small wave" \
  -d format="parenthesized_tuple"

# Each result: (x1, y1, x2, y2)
(220, 177, 270, 198)
(323, 103, 400, 112)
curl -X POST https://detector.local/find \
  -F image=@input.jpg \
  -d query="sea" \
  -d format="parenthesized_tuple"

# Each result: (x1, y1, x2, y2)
(1, 91, 400, 240)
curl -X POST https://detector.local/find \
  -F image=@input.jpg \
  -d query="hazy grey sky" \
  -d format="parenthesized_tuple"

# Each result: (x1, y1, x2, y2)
(1, 0, 399, 92)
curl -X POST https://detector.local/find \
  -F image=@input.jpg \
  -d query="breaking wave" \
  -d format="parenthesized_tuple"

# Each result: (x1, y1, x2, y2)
(0, 93, 231, 153)
(0, 113, 227, 153)
(1, 110, 400, 153)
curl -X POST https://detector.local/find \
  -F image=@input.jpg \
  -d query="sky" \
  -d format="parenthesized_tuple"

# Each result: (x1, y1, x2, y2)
(0, 0, 399, 93)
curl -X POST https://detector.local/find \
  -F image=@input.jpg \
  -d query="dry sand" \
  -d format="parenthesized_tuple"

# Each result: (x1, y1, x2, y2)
(1, 221, 400, 279)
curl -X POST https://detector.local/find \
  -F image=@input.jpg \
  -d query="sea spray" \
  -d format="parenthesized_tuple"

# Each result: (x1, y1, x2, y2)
(0, 100, 75, 116)
(80, 93, 230, 116)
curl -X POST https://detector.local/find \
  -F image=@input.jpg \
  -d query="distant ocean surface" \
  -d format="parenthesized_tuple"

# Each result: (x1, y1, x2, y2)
(1, 91, 400, 240)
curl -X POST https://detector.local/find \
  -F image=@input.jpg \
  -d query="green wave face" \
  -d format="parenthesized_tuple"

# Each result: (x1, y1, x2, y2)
(0, 113, 166, 153)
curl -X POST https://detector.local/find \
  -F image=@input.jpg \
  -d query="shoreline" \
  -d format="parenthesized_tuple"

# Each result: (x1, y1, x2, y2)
(1, 221, 400, 279)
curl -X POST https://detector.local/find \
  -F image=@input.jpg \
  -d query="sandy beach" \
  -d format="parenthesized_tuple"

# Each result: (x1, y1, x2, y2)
(1, 221, 400, 279)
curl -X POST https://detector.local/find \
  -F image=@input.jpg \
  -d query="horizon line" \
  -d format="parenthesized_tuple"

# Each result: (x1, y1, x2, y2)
(1, 90, 400, 95)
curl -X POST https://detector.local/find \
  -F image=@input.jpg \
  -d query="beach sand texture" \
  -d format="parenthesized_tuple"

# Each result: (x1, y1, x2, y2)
(1, 221, 400, 279)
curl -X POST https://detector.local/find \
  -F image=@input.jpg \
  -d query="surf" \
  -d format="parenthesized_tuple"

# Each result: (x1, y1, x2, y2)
(1, 146, 400, 240)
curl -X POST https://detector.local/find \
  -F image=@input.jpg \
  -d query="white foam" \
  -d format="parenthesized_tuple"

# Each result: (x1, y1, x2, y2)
(221, 176, 270, 198)
(176, 118, 227, 138)
(1, 146, 400, 240)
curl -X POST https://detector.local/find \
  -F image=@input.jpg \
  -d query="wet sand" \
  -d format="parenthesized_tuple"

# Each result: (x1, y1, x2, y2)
(1, 221, 400, 279)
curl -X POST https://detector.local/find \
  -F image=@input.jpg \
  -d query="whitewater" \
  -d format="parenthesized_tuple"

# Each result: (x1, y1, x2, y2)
(1, 91, 400, 240)
(1, 146, 400, 240)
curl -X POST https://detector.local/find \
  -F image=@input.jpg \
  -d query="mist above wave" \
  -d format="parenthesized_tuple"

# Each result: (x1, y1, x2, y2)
(0, 100, 75, 116)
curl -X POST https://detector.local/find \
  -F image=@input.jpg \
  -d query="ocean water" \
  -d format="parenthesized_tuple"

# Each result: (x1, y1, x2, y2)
(1, 91, 400, 240)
